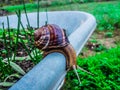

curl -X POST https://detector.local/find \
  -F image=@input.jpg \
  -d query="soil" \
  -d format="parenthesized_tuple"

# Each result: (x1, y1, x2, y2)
(80, 30, 120, 58)
(16, 60, 35, 72)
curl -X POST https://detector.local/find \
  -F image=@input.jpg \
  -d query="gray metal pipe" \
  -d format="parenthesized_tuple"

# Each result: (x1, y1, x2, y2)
(69, 12, 96, 55)
(0, 11, 97, 90)
(9, 53, 66, 90)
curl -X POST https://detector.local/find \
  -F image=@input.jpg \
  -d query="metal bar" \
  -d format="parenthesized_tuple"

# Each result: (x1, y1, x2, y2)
(69, 12, 97, 55)
(9, 53, 66, 90)
(0, 11, 97, 90)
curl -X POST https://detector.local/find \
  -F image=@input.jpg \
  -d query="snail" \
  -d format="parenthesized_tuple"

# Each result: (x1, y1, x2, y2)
(34, 24, 93, 85)
(34, 24, 76, 69)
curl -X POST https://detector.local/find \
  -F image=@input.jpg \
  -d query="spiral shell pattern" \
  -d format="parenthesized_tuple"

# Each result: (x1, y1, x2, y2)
(34, 24, 69, 50)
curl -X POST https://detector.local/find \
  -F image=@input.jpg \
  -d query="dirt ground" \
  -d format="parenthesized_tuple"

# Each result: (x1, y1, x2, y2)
(80, 30, 120, 58)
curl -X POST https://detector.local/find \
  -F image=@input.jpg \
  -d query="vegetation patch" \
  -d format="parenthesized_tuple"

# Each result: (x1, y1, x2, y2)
(62, 46, 120, 90)
(0, 27, 42, 88)
(1, 1, 120, 31)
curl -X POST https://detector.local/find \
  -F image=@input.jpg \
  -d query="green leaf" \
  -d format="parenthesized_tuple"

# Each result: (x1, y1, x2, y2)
(4, 73, 21, 82)
(0, 82, 14, 87)
(10, 61, 26, 75)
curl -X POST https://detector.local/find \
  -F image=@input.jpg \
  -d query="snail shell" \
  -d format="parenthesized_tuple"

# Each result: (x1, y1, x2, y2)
(34, 24, 69, 50)
(34, 24, 76, 68)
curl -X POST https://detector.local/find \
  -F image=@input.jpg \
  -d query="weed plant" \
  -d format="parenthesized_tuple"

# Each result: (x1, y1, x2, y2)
(0, 0, 42, 88)
(62, 46, 120, 90)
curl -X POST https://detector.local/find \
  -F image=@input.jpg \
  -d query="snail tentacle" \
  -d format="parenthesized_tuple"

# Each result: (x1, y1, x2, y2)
(73, 65, 81, 85)
(77, 65, 94, 76)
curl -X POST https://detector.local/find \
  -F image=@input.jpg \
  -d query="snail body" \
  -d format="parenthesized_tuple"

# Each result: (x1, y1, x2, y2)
(34, 24, 93, 85)
(43, 44, 76, 69)
(34, 24, 76, 69)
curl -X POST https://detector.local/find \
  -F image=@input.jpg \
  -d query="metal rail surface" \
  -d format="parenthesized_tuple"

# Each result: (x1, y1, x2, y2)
(0, 11, 96, 90)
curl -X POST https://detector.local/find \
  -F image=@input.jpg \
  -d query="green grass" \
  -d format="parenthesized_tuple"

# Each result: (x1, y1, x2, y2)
(1, 1, 120, 31)
(62, 46, 120, 90)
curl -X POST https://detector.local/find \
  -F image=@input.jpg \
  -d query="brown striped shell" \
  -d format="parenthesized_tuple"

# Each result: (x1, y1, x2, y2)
(34, 24, 69, 50)
(34, 24, 89, 84)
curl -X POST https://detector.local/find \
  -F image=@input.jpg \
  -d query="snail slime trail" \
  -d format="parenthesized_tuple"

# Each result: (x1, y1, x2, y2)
(34, 24, 81, 84)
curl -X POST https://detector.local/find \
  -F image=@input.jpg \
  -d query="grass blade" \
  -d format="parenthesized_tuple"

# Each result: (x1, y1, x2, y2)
(4, 73, 21, 82)
(2, 23, 10, 65)
(15, 11, 28, 40)
(77, 65, 94, 76)
(13, 10, 21, 61)
(7, 16, 13, 58)
(19, 38, 35, 62)
(37, 0, 40, 28)
(45, 1, 48, 26)
(6, 16, 11, 41)
(22, 0, 31, 29)
(9, 61, 26, 75)
(0, 82, 14, 87)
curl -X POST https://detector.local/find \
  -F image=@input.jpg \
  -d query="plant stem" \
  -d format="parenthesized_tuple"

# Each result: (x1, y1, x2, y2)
(6, 16, 12, 60)
(15, 11, 28, 39)
(6, 16, 10, 41)
(16, 10, 38, 62)
(2, 23, 10, 65)
(37, 0, 40, 28)
(45, 2, 48, 26)
(13, 10, 21, 61)
(19, 38, 35, 62)
(22, 0, 30, 29)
